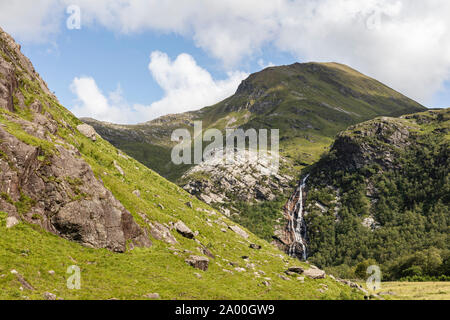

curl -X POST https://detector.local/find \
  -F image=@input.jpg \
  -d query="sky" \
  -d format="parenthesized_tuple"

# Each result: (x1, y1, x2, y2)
(1, 0, 449, 124)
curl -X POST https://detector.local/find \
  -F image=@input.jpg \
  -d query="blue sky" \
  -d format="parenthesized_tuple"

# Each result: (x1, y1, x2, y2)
(1, 1, 449, 123)
(21, 26, 296, 122)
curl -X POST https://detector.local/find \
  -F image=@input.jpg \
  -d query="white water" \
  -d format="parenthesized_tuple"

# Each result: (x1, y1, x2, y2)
(287, 174, 309, 260)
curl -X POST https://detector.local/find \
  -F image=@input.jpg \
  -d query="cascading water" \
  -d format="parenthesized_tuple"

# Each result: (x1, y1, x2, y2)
(287, 174, 309, 260)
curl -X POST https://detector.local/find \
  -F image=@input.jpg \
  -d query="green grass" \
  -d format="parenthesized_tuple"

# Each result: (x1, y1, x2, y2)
(373, 282, 450, 300)
(0, 211, 362, 300)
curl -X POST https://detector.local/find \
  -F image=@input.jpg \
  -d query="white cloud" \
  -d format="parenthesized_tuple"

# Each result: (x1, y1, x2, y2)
(2, 0, 450, 104)
(70, 77, 135, 124)
(0, 0, 64, 42)
(70, 52, 247, 123)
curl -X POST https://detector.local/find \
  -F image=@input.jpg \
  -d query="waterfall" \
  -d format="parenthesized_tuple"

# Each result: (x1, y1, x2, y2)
(287, 174, 309, 260)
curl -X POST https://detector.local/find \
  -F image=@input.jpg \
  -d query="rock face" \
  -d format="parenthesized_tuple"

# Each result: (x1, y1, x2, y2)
(181, 149, 293, 215)
(324, 117, 413, 171)
(0, 26, 150, 252)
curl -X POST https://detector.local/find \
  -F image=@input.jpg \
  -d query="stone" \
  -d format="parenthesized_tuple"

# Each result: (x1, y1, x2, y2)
(249, 244, 262, 250)
(48, 270, 55, 276)
(288, 266, 304, 274)
(143, 293, 160, 299)
(185, 256, 209, 271)
(297, 276, 305, 282)
(43, 292, 57, 300)
(194, 273, 202, 279)
(185, 201, 193, 208)
(234, 267, 246, 272)
(132, 190, 141, 198)
(113, 160, 125, 176)
(200, 245, 215, 259)
(303, 268, 326, 279)
(175, 221, 195, 239)
(149, 221, 177, 245)
(279, 274, 290, 281)
(11, 271, 34, 291)
(229, 225, 249, 239)
(77, 124, 97, 141)
(6, 216, 19, 228)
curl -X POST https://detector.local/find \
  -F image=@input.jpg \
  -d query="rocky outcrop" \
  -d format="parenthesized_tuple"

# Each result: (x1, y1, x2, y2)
(0, 124, 150, 252)
(181, 148, 293, 215)
(321, 117, 413, 172)
(0, 26, 150, 252)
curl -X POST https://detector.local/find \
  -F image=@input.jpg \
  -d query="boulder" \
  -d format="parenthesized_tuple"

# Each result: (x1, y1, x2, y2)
(132, 190, 141, 198)
(229, 225, 249, 239)
(185, 256, 209, 271)
(113, 160, 125, 176)
(43, 292, 57, 300)
(77, 124, 97, 141)
(6, 216, 19, 228)
(303, 268, 326, 279)
(288, 266, 304, 274)
(149, 222, 178, 245)
(143, 293, 160, 299)
(175, 221, 195, 239)
(279, 274, 290, 281)
(11, 270, 34, 291)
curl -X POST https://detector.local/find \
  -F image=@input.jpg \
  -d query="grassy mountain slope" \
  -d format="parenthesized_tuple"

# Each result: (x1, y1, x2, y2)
(301, 108, 449, 280)
(0, 27, 362, 300)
